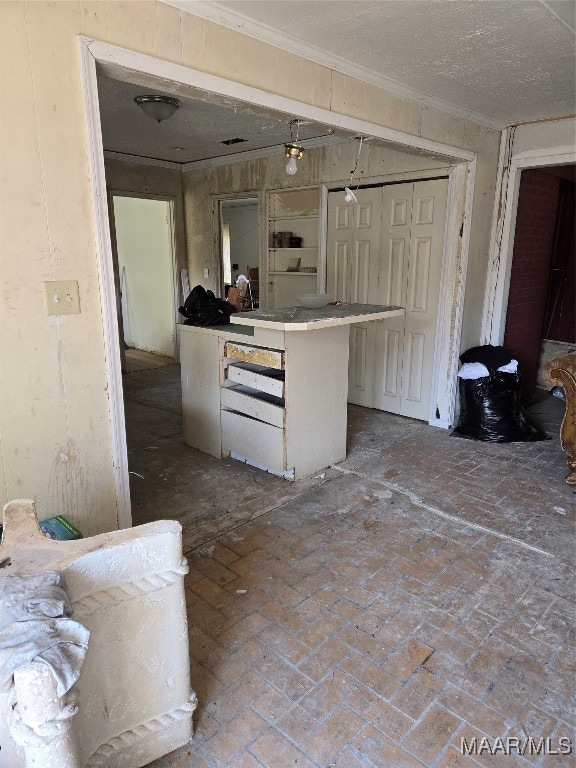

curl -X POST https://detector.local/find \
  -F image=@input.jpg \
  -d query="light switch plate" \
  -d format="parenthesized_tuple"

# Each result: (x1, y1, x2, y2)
(44, 280, 81, 315)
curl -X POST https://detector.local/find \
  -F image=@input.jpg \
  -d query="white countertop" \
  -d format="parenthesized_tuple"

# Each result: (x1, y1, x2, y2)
(230, 303, 405, 331)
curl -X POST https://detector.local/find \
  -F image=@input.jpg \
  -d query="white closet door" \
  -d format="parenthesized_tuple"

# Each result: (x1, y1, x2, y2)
(372, 183, 414, 414)
(326, 188, 382, 407)
(374, 178, 448, 419)
(327, 178, 448, 421)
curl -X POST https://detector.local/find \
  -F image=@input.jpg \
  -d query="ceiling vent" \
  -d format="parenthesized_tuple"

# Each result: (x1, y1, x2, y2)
(221, 137, 248, 145)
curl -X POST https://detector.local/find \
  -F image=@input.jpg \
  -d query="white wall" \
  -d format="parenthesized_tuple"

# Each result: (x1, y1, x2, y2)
(1, 0, 502, 534)
(511, 118, 576, 160)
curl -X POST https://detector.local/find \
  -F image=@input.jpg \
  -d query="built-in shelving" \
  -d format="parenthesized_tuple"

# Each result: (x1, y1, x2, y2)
(266, 186, 320, 308)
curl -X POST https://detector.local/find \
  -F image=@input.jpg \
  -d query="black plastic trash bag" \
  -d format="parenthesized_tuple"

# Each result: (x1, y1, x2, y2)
(453, 372, 548, 443)
(179, 285, 236, 327)
(459, 344, 514, 372)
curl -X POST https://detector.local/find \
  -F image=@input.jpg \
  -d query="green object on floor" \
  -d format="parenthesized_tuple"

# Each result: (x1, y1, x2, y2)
(39, 515, 83, 540)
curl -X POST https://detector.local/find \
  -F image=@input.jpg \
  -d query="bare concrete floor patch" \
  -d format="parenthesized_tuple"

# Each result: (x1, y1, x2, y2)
(124, 365, 574, 561)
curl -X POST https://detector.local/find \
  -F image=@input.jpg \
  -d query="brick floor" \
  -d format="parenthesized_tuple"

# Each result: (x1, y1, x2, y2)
(128, 372, 574, 768)
(146, 477, 574, 766)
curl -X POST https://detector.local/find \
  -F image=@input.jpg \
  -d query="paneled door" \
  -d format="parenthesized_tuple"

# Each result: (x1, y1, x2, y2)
(326, 178, 448, 420)
(326, 188, 383, 407)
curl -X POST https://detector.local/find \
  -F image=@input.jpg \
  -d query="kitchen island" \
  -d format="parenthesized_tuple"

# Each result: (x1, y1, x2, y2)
(179, 303, 404, 480)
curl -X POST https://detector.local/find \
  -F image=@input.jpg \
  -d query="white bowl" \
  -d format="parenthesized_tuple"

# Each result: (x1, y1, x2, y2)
(296, 293, 333, 309)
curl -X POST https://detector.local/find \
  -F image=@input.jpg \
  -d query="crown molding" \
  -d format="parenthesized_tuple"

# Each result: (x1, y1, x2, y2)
(104, 135, 347, 173)
(162, 0, 504, 131)
(540, 0, 576, 33)
(104, 151, 183, 169)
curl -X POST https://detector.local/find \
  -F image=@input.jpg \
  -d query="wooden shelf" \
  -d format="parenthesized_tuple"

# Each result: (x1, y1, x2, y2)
(269, 215, 319, 221)
(268, 247, 317, 252)
(268, 271, 317, 276)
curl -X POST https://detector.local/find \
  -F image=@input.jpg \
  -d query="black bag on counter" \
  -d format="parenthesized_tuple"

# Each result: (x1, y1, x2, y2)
(179, 285, 235, 327)
(453, 372, 547, 443)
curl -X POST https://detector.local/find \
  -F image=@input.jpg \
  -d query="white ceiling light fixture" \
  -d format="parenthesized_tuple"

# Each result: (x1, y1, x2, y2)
(284, 119, 304, 175)
(345, 136, 365, 204)
(134, 95, 181, 123)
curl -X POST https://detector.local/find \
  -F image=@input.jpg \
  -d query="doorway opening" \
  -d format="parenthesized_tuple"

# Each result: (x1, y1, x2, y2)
(110, 194, 178, 373)
(503, 164, 575, 402)
(112, 195, 178, 360)
(80, 37, 475, 526)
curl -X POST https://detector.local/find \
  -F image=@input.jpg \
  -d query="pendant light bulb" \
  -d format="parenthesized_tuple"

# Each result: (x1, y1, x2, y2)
(286, 156, 298, 175)
(284, 142, 304, 176)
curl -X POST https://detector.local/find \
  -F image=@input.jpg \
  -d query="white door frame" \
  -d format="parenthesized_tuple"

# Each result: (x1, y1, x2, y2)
(212, 192, 262, 296)
(78, 36, 476, 524)
(482, 132, 576, 345)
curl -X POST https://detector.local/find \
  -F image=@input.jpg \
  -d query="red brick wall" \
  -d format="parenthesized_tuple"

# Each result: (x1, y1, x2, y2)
(545, 181, 575, 342)
(504, 169, 560, 400)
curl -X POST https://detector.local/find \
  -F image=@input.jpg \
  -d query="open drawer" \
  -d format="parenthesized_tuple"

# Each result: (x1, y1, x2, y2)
(221, 385, 284, 428)
(226, 362, 285, 398)
(224, 341, 284, 370)
(221, 410, 286, 471)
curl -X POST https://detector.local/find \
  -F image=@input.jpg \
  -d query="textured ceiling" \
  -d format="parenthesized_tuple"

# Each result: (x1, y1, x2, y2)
(99, 1, 575, 166)
(170, 0, 576, 126)
(97, 76, 347, 164)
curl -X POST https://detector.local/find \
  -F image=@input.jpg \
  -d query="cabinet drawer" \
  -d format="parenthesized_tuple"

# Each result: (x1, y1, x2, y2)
(221, 385, 284, 428)
(224, 341, 284, 370)
(227, 363, 285, 398)
(221, 410, 285, 470)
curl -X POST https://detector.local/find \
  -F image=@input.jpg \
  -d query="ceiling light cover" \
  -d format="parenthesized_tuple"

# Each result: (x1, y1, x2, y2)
(344, 187, 358, 204)
(135, 95, 181, 123)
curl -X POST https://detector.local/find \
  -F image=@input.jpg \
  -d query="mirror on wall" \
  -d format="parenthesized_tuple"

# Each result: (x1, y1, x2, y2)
(219, 197, 259, 309)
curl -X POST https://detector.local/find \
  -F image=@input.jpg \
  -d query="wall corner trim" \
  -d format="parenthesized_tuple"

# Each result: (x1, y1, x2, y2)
(482, 130, 575, 346)
(78, 36, 132, 530)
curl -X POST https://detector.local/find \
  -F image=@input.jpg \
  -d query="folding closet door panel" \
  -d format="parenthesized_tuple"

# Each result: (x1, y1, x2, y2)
(400, 178, 448, 420)
(327, 188, 381, 407)
(373, 183, 413, 414)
